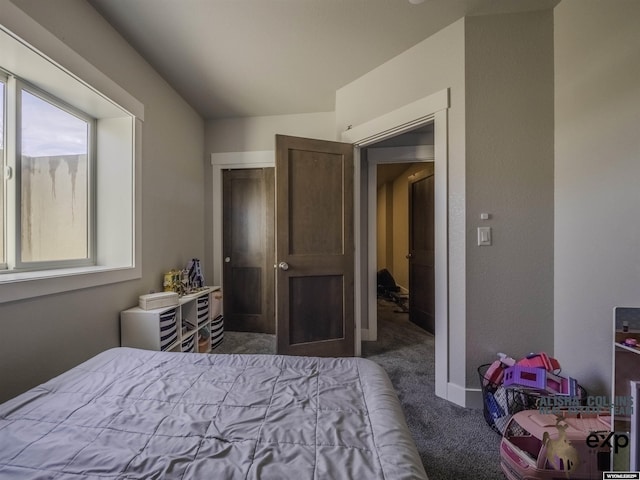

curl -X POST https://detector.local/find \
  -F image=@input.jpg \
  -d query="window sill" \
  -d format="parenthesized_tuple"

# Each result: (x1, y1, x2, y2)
(0, 264, 141, 304)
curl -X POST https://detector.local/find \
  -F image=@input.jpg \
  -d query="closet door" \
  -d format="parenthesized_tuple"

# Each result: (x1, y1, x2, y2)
(222, 168, 275, 333)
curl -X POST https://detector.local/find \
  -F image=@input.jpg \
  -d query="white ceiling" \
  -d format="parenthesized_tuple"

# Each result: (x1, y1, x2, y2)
(89, 0, 559, 120)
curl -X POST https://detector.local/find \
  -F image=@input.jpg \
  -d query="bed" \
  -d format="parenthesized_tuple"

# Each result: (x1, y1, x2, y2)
(0, 347, 428, 479)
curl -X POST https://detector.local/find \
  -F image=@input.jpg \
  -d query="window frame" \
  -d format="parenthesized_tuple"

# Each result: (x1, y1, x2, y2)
(0, 3, 144, 304)
(0, 71, 6, 270)
(5, 77, 98, 272)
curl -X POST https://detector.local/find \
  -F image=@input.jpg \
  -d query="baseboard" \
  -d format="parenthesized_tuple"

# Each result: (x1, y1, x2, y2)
(465, 387, 484, 409)
(360, 328, 371, 341)
(447, 382, 484, 409)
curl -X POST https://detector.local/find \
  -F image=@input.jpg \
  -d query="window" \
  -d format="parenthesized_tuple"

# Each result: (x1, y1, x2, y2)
(1, 81, 95, 270)
(0, 15, 143, 303)
(0, 76, 5, 268)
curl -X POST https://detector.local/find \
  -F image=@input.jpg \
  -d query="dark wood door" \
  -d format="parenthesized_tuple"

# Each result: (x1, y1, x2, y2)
(222, 168, 275, 333)
(408, 170, 435, 333)
(275, 135, 354, 357)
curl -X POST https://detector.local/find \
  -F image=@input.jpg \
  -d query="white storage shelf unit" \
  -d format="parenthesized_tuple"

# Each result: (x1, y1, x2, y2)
(121, 286, 223, 353)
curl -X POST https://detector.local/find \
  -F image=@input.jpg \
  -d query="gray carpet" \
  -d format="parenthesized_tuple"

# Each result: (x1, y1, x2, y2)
(215, 300, 503, 480)
(212, 329, 276, 354)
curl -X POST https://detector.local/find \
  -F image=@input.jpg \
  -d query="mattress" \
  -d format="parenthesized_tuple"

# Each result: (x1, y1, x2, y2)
(0, 347, 427, 479)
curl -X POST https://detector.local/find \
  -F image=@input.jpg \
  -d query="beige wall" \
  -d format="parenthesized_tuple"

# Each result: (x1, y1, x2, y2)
(464, 11, 555, 384)
(0, 0, 205, 402)
(205, 112, 336, 154)
(554, 0, 640, 394)
(376, 183, 391, 271)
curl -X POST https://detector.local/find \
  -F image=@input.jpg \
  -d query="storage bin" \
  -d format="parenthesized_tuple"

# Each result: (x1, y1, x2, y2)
(159, 308, 178, 351)
(181, 334, 195, 353)
(478, 363, 587, 435)
(479, 363, 534, 434)
(211, 315, 224, 350)
(211, 292, 223, 319)
(197, 295, 209, 327)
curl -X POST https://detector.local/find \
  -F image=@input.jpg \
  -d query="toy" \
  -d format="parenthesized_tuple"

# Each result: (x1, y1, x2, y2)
(485, 391, 505, 420)
(484, 361, 506, 388)
(503, 365, 578, 396)
(482, 353, 517, 389)
(187, 258, 205, 291)
(500, 410, 611, 480)
(517, 352, 561, 373)
(504, 365, 548, 391)
(499, 352, 517, 367)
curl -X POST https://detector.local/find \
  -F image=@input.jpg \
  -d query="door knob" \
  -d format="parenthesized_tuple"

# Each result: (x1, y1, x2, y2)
(278, 261, 290, 271)
(224, 257, 231, 263)
(406, 253, 413, 259)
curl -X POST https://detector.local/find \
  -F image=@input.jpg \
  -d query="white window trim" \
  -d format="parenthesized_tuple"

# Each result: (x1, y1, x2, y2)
(0, 71, 6, 271)
(10, 79, 97, 271)
(0, 0, 143, 304)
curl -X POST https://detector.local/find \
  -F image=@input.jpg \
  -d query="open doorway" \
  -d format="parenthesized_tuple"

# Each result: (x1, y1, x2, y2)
(363, 123, 435, 343)
(375, 161, 435, 331)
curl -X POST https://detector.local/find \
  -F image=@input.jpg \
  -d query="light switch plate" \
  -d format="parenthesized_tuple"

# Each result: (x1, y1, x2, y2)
(478, 227, 492, 246)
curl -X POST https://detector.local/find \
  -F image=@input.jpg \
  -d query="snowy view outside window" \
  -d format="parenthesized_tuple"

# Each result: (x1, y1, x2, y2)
(20, 90, 89, 263)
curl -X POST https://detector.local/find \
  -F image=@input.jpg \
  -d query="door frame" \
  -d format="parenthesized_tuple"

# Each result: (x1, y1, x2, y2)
(342, 87, 449, 400)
